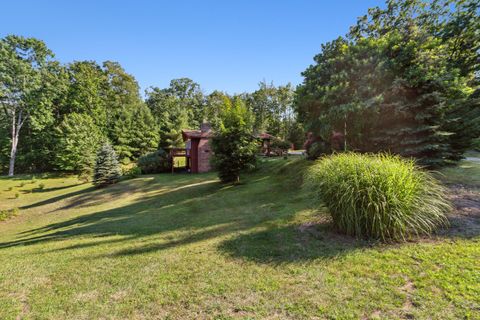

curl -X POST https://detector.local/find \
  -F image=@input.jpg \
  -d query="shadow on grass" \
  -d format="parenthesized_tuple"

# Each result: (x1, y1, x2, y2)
(19, 185, 96, 210)
(34, 184, 85, 193)
(2, 156, 478, 265)
(0, 161, 370, 263)
(218, 221, 370, 263)
(0, 173, 276, 250)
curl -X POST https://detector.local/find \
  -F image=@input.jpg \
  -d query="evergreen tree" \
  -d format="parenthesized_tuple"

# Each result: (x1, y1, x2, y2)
(211, 97, 257, 183)
(93, 143, 121, 187)
(111, 104, 159, 162)
(296, 0, 479, 166)
(145, 87, 190, 149)
(55, 113, 104, 178)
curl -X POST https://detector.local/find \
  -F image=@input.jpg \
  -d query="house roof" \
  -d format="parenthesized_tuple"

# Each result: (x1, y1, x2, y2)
(182, 129, 213, 141)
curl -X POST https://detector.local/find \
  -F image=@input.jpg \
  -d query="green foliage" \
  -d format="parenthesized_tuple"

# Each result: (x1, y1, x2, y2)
(93, 143, 121, 187)
(63, 61, 108, 128)
(111, 104, 159, 161)
(0, 208, 19, 222)
(122, 164, 142, 178)
(55, 113, 104, 175)
(211, 97, 257, 183)
(0, 35, 64, 175)
(0, 34, 305, 175)
(296, 0, 480, 166)
(145, 86, 191, 149)
(306, 141, 330, 160)
(246, 81, 296, 139)
(137, 150, 171, 174)
(304, 153, 451, 241)
(269, 138, 291, 156)
(286, 121, 305, 149)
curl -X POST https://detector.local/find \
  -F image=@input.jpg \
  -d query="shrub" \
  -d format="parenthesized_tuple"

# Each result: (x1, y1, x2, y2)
(122, 164, 142, 178)
(0, 208, 19, 222)
(304, 153, 451, 241)
(93, 143, 122, 187)
(137, 150, 171, 174)
(306, 141, 330, 160)
(211, 97, 257, 183)
(270, 139, 291, 156)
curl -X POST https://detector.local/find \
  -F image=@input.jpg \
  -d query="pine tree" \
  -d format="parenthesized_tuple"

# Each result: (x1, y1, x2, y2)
(111, 104, 159, 162)
(296, 0, 479, 167)
(93, 143, 121, 187)
(55, 113, 104, 177)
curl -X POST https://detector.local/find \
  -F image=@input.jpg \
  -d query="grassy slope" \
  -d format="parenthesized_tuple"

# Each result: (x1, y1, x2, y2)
(0, 157, 478, 319)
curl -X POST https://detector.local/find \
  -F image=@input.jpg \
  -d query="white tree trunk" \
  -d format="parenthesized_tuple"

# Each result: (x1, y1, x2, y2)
(8, 109, 24, 177)
(8, 141, 17, 177)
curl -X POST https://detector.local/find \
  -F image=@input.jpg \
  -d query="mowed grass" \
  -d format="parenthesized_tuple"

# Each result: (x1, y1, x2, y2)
(0, 157, 478, 319)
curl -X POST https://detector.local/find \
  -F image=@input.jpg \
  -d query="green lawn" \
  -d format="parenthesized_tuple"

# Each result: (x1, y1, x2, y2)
(0, 157, 479, 319)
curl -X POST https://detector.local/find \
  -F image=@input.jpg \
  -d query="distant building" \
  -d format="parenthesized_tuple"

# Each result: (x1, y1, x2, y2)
(256, 133, 275, 155)
(181, 123, 213, 173)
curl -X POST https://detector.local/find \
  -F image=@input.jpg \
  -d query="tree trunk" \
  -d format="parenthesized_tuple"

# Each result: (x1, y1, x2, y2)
(8, 109, 24, 177)
(8, 141, 17, 177)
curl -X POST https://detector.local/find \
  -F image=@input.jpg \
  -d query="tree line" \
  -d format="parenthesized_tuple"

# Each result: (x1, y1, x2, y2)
(297, 0, 479, 167)
(0, 36, 299, 176)
(1, 0, 478, 177)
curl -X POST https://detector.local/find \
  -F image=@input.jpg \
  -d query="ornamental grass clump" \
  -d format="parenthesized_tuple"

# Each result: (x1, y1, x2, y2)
(304, 153, 451, 241)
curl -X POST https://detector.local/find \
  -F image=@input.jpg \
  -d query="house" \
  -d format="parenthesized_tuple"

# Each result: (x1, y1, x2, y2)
(257, 133, 275, 155)
(181, 123, 213, 173)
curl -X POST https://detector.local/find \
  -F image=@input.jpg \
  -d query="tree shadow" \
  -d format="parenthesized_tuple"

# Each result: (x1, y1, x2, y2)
(437, 185, 480, 239)
(4, 158, 476, 264)
(33, 184, 85, 193)
(0, 172, 304, 254)
(19, 186, 97, 210)
(218, 220, 371, 264)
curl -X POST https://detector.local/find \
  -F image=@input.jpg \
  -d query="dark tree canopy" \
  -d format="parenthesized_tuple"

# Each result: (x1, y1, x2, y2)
(296, 0, 480, 166)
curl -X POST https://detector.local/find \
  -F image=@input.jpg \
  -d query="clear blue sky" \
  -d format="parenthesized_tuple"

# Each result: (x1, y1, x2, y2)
(1, 0, 384, 95)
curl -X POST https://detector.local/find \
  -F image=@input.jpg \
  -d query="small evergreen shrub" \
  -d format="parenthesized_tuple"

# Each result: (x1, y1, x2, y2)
(93, 143, 122, 187)
(304, 153, 451, 241)
(137, 150, 171, 174)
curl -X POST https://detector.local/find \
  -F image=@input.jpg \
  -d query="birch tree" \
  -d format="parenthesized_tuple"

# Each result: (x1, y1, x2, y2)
(0, 35, 57, 176)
